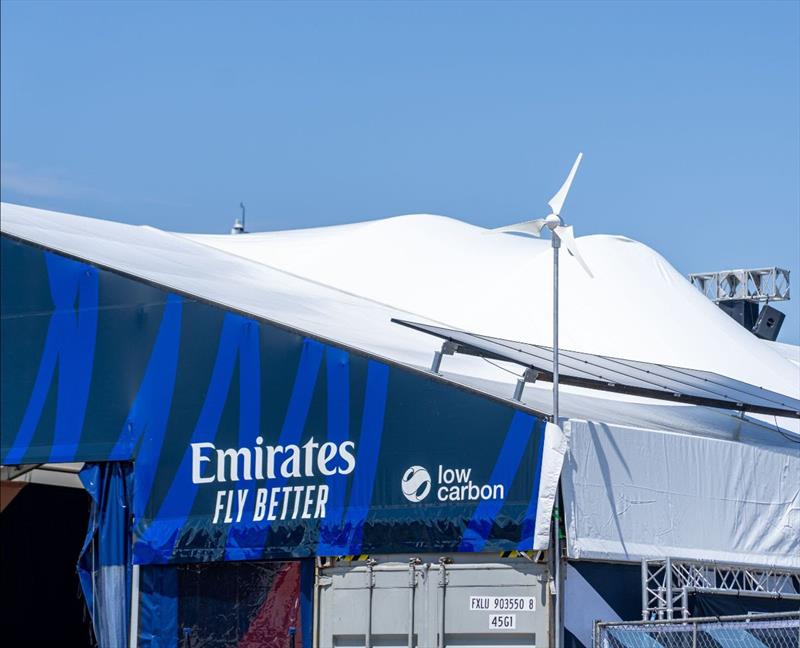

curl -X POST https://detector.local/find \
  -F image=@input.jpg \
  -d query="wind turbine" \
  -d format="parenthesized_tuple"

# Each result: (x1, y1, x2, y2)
(495, 152, 593, 423)
(495, 153, 593, 648)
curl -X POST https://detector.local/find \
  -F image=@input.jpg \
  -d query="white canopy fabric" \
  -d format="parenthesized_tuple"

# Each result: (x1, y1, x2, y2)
(563, 419, 799, 569)
(2, 202, 798, 567)
(182, 215, 800, 418)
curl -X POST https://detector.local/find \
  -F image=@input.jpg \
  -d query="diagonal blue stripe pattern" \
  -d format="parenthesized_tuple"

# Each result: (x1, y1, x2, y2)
(109, 295, 183, 517)
(458, 410, 536, 552)
(224, 337, 324, 560)
(222, 320, 262, 558)
(315, 347, 351, 555)
(134, 313, 258, 563)
(338, 360, 390, 555)
(4, 252, 98, 464)
(517, 418, 546, 550)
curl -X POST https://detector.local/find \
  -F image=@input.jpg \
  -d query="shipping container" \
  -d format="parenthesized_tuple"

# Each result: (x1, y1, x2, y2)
(316, 553, 550, 648)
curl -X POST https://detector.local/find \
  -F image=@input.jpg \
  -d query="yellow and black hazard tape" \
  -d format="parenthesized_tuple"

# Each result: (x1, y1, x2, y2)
(339, 554, 370, 562)
(499, 550, 532, 559)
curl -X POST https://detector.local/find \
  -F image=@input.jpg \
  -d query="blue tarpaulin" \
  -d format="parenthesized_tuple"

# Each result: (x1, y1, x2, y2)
(78, 462, 134, 648)
(138, 566, 178, 648)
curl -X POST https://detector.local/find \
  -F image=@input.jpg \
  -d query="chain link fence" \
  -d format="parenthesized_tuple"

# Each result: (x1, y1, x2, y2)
(595, 612, 800, 648)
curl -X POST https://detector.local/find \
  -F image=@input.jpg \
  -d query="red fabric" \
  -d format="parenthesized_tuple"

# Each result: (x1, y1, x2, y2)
(238, 562, 302, 648)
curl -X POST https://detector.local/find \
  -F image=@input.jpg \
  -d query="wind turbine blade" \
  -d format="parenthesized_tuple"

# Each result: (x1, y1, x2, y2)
(548, 152, 583, 217)
(494, 218, 548, 237)
(554, 225, 594, 278)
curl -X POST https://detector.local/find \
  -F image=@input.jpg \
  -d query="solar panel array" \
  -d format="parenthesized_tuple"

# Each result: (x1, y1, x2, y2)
(392, 319, 800, 419)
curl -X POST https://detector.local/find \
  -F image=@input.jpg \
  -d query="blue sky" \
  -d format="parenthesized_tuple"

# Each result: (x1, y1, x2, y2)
(2, 0, 799, 342)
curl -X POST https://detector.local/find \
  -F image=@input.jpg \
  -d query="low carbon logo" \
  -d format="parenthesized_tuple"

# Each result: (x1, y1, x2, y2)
(402, 464, 505, 503)
(401, 465, 431, 502)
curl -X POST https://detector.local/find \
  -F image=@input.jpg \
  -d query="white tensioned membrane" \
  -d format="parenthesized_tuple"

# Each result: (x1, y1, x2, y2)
(2, 203, 798, 568)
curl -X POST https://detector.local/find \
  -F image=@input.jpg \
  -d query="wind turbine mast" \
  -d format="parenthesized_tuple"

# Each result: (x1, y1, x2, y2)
(495, 153, 592, 648)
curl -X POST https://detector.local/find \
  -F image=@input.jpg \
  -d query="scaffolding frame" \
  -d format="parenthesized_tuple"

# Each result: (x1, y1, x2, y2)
(642, 558, 800, 620)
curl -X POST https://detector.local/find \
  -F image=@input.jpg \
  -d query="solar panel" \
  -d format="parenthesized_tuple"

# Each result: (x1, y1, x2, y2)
(392, 319, 800, 419)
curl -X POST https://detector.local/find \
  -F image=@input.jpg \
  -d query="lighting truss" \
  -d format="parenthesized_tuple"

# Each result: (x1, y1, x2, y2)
(641, 557, 800, 620)
(688, 267, 790, 304)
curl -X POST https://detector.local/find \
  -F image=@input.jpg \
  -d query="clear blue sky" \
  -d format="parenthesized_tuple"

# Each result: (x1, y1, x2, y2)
(2, 0, 799, 342)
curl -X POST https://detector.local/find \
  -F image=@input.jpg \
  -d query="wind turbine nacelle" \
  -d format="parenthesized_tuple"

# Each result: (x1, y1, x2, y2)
(544, 214, 562, 229)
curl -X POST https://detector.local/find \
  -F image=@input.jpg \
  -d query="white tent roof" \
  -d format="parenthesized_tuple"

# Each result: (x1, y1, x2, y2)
(182, 215, 799, 400)
(5, 202, 797, 433)
(2, 202, 798, 567)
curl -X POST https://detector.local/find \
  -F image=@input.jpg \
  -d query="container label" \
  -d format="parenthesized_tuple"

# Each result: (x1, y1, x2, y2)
(489, 613, 517, 630)
(470, 596, 535, 612)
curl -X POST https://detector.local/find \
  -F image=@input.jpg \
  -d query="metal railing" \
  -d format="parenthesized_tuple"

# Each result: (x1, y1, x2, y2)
(595, 611, 800, 648)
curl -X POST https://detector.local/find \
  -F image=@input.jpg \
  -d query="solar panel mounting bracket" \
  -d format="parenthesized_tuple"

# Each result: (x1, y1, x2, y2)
(513, 368, 540, 401)
(430, 340, 460, 374)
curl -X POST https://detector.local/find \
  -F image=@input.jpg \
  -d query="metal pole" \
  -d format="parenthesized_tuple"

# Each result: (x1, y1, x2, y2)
(408, 559, 418, 648)
(129, 563, 140, 648)
(431, 350, 443, 374)
(513, 377, 526, 401)
(313, 558, 322, 648)
(682, 588, 689, 619)
(665, 557, 673, 621)
(554, 498, 563, 648)
(552, 231, 562, 648)
(438, 558, 448, 648)
(366, 559, 376, 648)
(552, 234, 560, 424)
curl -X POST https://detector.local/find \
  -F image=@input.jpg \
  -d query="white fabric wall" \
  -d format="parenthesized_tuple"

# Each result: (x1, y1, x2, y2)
(562, 419, 800, 569)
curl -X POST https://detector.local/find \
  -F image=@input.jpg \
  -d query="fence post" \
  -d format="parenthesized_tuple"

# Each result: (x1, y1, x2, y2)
(681, 588, 689, 620)
(692, 619, 697, 648)
(665, 557, 673, 620)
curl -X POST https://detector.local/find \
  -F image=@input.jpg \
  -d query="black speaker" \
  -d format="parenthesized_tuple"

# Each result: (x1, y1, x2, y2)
(752, 305, 785, 341)
(718, 300, 759, 330)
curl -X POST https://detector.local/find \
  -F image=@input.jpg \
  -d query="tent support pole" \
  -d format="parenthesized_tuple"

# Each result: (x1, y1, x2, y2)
(129, 563, 139, 648)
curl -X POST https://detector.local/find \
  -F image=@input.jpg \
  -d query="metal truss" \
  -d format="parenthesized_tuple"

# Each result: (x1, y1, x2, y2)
(642, 558, 800, 620)
(688, 267, 790, 303)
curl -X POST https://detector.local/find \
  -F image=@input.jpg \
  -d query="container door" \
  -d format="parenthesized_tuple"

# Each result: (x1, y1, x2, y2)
(317, 555, 549, 648)
(317, 560, 427, 647)
(436, 560, 548, 648)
